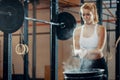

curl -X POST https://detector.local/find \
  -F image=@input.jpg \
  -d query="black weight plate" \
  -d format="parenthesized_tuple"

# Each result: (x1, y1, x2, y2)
(0, 0, 24, 33)
(57, 12, 77, 40)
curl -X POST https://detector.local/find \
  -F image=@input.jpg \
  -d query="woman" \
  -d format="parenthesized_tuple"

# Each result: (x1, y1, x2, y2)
(73, 3, 108, 80)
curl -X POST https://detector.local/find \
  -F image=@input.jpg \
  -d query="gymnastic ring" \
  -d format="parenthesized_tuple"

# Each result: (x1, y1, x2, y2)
(15, 44, 26, 55)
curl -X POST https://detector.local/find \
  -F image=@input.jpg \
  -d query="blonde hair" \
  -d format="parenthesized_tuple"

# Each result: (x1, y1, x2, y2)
(80, 3, 98, 23)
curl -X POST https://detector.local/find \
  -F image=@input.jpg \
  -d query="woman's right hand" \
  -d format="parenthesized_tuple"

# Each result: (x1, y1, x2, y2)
(74, 49, 88, 58)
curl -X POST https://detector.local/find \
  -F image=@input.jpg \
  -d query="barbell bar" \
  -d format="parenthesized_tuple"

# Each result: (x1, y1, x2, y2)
(25, 17, 64, 26)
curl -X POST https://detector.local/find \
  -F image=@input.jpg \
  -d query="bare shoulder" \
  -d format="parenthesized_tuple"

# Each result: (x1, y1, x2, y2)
(73, 26, 82, 35)
(98, 25, 106, 36)
(97, 24, 106, 33)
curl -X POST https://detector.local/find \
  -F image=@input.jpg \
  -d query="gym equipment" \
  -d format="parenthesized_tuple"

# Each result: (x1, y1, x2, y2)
(57, 12, 76, 40)
(0, 0, 24, 33)
(3, 33, 12, 80)
(15, 43, 29, 55)
(116, 0, 120, 80)
(1, 0, 76, 80)
(63, 69, 105, 80)
(23, 0, 29, 80)
(15, 27, 29, 55)
(25, 12, 77, 40)
(1, 1, 24, 80)
(0, 0, 76, 40)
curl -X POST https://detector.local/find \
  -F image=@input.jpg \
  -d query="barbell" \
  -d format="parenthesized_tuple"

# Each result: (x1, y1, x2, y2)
(0, 0, 77, 40)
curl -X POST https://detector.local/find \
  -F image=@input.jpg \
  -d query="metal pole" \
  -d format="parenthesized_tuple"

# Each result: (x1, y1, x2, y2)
(3, 33, 12, 80)
(96, 0, 103, 25)
(32, 1, 37, 80)
(80, 0, 84, 25)
(50, 0, 59, 80)
(23, 0, 29, 80)
(116, 1, 120, 80)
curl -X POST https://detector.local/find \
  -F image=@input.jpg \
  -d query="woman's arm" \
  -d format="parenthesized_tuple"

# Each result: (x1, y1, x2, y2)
(73, 27, 80, 56)
(73, 27, 88, 58)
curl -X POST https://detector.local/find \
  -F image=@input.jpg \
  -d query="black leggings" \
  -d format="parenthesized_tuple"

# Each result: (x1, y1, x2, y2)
(80, 57, 108, 80)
